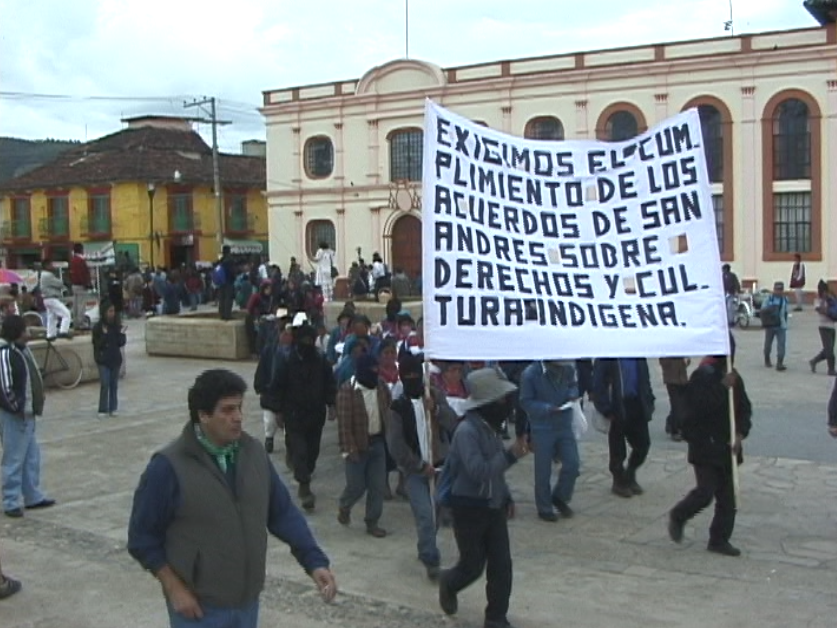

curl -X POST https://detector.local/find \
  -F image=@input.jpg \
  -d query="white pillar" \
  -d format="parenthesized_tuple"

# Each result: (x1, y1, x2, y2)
(336, 207, 346, 271)
(367, 119, 380, 185)
(574, 100, 588, 139)
(739, 86, 758, 284)
(826, 79, 837, 279)
(291, 127, 302, 186)
(654, 93, 668, 124)
(501, 105, 512, 134)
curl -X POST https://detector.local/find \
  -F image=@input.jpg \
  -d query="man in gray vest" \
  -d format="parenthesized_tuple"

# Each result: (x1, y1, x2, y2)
(128, 369, 336, 627)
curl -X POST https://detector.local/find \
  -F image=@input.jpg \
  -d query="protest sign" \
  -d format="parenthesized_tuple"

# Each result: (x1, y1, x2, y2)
(421, 99, 729, 360)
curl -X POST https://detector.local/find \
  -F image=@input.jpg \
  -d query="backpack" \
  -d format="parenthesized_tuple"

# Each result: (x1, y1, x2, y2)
(760, 299, 782, 328)
(826, 296, 837, 322)
(211, 264, 226, 287)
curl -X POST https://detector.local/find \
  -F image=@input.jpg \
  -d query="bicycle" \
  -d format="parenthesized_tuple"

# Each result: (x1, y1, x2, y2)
(37, 338, 84, 390)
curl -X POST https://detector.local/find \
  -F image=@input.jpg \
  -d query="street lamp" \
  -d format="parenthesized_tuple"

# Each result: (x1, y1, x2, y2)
(147, 182, 156, 269)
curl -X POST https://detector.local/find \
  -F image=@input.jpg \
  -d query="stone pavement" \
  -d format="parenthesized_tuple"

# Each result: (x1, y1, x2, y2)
(2, 312, 837, 628)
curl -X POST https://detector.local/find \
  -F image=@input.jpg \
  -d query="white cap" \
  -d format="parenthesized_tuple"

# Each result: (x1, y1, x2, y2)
(291, 312, 308, 327)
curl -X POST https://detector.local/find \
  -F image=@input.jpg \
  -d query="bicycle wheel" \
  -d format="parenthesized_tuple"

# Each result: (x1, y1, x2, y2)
(22, 312, 44, 329)
(43, 347, 84, 390)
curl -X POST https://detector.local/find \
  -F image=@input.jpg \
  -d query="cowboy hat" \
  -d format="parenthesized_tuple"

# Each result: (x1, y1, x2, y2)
(460, 367, 517, 412)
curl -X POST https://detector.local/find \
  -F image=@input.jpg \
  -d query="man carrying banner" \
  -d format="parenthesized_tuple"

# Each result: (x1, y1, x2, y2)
(592, 358, 655, 498)
(668, 337, 752, 556)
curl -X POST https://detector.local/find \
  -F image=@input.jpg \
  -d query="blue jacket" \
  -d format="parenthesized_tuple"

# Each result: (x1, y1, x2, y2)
(519, 362, 578, 428)
(447, 411, 517, 510)
(592, 358, 655, 423)
(762, 294, 789, 330)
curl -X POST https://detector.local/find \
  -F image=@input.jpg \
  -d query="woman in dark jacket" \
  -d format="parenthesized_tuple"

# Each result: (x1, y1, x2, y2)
(92, 299, 126, 418)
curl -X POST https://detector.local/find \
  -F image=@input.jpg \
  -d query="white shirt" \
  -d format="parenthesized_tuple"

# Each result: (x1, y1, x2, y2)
(315, 248, 335, 273)
(371, 261, 386, 279)
(354, 379, 382, 435)
(258, 264, 269, 280)
(412, 398, 430, 464)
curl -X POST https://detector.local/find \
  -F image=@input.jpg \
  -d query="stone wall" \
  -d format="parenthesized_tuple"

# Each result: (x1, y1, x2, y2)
(145, 314, 249, 360)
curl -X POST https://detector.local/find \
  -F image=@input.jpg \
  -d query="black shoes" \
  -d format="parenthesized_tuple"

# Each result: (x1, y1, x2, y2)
(668, 513, 684, 543)
(538, 512, 559, 523)
(264, 437, 274, 453)
(27, 499, 56, 510)
(552, 497, 574, 519)
(611, 481, 633, 498)
(438, 572, 458, 616)
(3, 508, 22, 518)
(0, 576, 22, 599)
(425, 563, 441, 581)
(298, 483, 315, 512)
(337, 507, 351, 526)
(707, 541, 742, 557)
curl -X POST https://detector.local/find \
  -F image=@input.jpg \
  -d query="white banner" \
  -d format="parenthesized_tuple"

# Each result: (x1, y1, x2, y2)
(421, 100, 729, 360)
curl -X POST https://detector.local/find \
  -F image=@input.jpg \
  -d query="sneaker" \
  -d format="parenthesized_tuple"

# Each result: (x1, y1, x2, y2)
(552, 497, 574, 519)
(611, 481, 633, 499)
(298, 483, 315, 512)
(438, 572, 458, 616)
(538, 512, 559, 523)
(764, 360, 772, 368)
(484, 620, 515, 628)
(707, 541, 741, 557)
(0, 576, 22, 600)
(628, 480, 644, 495)
(425, 564, 441, 581)
(97, 413, 107, 419)
(337, 507, 351, 526)
(809, 359, 817, 373)
(109, 412, 119, 417)
(3, 508, 23, 518)
(264, 437, 274, 453)
(26, 499, 56, 510)
(366, 525, 387, 538)
(776, 364, 787, 372)
(668, 513, 684, 543)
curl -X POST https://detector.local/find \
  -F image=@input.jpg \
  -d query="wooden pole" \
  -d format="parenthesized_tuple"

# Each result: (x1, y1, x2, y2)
(726, 356, 740, 508)
(423, 359, 436, 526)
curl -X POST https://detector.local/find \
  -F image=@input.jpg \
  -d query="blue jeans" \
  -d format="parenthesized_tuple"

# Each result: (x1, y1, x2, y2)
(188, 292, 199, 311)
(339, 436, 386, 527)
(0, 410, 47, 511)
(530, 412, 580, 516)
(98, 365, 119, 414)
(405, 472, 440, 567)
(167, 598, 259, 628)
(764, 327, 787, 363)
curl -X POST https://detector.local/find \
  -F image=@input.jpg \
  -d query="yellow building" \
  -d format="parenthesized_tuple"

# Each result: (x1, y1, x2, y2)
(0, 116, 267, 269)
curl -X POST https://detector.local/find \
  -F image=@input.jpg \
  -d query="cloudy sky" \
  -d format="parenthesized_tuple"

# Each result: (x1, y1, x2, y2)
(0, 0, 815, 153)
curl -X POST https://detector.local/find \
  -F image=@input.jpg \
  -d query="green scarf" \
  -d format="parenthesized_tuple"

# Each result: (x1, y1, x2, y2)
(194, 425, 239, 472)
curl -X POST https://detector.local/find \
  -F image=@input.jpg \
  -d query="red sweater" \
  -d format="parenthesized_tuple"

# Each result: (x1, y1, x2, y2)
(69, 254, 91, 287)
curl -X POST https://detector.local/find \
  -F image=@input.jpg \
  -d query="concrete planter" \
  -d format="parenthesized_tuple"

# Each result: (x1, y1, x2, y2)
(145, 313, 249, 360)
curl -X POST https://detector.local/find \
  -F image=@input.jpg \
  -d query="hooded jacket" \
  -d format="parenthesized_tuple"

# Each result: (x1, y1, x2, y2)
(0, 339, 45, 417)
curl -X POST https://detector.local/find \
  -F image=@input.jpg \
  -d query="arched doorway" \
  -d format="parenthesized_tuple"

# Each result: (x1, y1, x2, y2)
(391, 214, 422, 281)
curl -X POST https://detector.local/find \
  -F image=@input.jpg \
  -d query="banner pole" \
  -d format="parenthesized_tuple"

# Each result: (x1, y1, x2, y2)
(726, 356, 740, 509)
(423, 359, 436, 527)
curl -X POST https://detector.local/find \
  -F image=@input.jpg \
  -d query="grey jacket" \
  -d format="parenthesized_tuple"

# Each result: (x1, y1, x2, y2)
(447, 410, 517, 510)
(388, 389, 458, 475)
(39, 271, 65, 299)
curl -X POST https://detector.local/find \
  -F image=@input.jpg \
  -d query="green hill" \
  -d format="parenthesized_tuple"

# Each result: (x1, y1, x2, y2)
(0, 137, 80, 185)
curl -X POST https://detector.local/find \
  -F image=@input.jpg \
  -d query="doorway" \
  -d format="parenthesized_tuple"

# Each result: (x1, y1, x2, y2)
(390, 214, 422, 281)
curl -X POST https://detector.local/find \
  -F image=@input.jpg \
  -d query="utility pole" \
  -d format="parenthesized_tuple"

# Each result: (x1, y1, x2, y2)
(405, 0, 410, 58)
(184, 97, 232, 252)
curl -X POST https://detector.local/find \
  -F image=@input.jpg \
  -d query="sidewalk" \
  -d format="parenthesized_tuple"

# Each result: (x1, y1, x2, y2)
(2, 315, 837, 628)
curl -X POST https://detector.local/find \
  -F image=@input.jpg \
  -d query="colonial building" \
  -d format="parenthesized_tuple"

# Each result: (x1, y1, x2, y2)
(0, 116, 267, 269)
(261, 6, 837, 292)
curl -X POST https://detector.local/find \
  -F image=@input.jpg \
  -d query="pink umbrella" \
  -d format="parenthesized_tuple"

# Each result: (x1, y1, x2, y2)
(0, 268, 23, 284)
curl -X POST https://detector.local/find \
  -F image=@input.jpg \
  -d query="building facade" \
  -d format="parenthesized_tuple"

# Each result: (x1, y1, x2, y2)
(0, 116, 268, 269)
(261, 18, 837, 292)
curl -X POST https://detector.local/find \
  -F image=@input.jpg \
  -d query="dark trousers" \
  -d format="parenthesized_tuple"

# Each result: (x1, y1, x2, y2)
(445, 506, 512, 624)
(813, 326, 836, 373)
(670, 463, 736, 545)
(285, 423, 324, 485)
(97, 365, 119, 414)
(218, 283, 235, 320)
(608, 397, 650, 482)
(665, 384, 688, 436)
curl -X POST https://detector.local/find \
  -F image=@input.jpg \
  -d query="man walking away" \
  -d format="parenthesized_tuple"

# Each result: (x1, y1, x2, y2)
(0, 315, 54, 518)
(128, 369, 336, 627)
(388, 353, 457, 579)
(69, 243, 91, 329)
(810, 279, 836, 376)
(38, 261, 72, 341)
(669, 338, 752, 557)
(438, 368, 529, 628)
(592, 358, 655, 498)
(268, 318, 336, 511)
(659, 358, 690, 441)
(336, 352, 391, 538)
(217, 245, 236, 321)
(519, 360, 580, 522)
(790, 253, 806, 311)
(722, 264, 741, 326)
(761, 281, 789, 371)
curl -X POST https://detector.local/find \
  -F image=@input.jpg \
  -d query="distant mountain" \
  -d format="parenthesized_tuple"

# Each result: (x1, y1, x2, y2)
(0, 137, 80, 185)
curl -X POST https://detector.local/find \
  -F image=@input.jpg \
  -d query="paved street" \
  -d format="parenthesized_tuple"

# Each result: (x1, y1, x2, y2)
(2, 310, 837, 628)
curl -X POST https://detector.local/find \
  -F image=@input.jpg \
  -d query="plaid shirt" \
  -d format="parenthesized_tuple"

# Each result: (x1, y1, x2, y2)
(336, 379, 391, 455)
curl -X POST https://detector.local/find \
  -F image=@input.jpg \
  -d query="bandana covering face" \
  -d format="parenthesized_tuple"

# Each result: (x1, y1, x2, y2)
(400, 353, 424, 399)
(194, 424, 239, 472)
(355, 353, 379, 389)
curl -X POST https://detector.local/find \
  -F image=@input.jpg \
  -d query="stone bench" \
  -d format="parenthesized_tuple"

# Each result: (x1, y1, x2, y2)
(27, 334, 103, 389)
(145, 313, 249, 360)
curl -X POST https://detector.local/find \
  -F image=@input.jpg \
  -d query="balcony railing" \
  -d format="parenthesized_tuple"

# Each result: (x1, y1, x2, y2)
(80, 214, 113, 240)
(38, 216, 70, 240)
(1, 219, 32, 241)
(226, 212, 255, 235)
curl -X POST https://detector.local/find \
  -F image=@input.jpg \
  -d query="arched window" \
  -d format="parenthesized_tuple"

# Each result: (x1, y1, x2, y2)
(773, 99, 811, 181)
(605, 111, 638, 142)
(305, 220, 336, 258)
(698, 105, 723, 183)
(524, 116, 564, 140)
(389, 129, 423, 182)
(303, 136, 334, 179)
